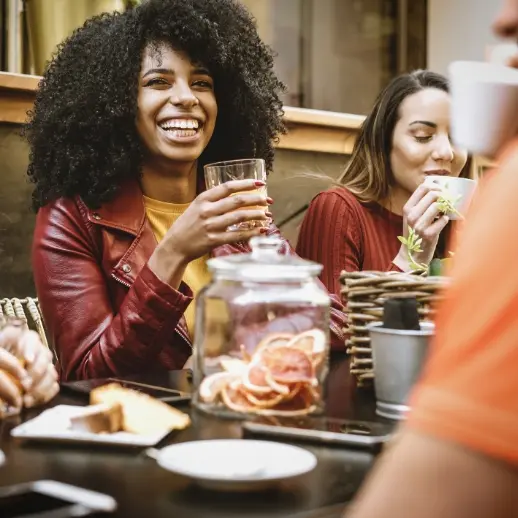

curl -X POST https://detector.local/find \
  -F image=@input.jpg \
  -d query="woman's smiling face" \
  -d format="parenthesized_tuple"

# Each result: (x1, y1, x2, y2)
(390, 87, 468, 197)
(136, 43, 218, 168)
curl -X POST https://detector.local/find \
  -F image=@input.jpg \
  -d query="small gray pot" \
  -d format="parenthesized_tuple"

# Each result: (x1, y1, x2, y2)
(367, 322, 434, 420)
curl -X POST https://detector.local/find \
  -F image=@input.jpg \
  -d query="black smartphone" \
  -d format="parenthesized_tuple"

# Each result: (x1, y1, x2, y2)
(242, 416, 394, 450)
(0, 480, 116, 518)
(61, 375, 191, 404)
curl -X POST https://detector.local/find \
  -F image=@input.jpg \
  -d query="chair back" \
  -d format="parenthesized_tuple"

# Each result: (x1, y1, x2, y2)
(0, 297, 51, 353)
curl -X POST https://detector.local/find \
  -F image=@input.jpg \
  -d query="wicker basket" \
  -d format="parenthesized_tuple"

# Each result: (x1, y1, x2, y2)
(339, 271, 449, 386)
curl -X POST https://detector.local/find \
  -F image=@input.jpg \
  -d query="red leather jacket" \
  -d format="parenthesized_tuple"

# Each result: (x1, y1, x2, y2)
(33, 181, 346, 380)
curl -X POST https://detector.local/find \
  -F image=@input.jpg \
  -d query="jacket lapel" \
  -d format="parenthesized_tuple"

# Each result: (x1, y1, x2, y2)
(85, 181, 155, 285)
(83, 181, 192, 342)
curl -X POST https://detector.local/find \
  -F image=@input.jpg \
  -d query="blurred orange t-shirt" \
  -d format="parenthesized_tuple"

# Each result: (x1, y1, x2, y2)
(407, 139, 518, 466)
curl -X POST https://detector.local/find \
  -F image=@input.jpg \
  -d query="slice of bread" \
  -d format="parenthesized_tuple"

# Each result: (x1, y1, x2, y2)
(69, 402, 123, 434)
(90, 383, 191, 435)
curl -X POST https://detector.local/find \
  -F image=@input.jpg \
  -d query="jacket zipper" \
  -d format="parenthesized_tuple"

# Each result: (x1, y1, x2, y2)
(112, 273, 131, 289)
(175, 325, 193, 350)
(113, 273, 193, 350)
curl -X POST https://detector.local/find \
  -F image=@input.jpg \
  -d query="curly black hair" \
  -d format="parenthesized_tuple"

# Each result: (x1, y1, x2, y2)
(24, 0, 286, 210)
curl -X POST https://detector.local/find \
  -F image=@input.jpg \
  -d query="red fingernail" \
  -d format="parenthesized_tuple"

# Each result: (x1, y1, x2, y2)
(267, 197, 274, 204)
(265, 211, 273, 218)
(260, 228, 268, 233)
(255, 180, 266, 187)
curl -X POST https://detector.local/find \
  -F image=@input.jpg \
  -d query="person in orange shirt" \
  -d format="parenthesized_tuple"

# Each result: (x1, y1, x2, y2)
(347, 1, 518, 517)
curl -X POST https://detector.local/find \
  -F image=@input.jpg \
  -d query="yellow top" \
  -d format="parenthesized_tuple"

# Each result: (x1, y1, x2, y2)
(143, 195, 211, 340)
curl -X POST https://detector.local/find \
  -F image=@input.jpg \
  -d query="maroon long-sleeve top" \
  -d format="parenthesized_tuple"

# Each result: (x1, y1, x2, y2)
(296, 187, 403, 300)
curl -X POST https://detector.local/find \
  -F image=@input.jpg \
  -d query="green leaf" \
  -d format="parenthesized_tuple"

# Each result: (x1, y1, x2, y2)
(436, 185, 463, 219)
(398, 226, 429, 274)
(428, 258, 443, 276)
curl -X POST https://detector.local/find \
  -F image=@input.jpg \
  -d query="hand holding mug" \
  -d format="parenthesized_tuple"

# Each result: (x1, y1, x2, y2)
(394, 183, 448, 270)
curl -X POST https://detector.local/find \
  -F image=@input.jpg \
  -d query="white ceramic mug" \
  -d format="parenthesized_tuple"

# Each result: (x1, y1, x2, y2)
(449, 61, 518, 158)
(424, 175, 477, 220)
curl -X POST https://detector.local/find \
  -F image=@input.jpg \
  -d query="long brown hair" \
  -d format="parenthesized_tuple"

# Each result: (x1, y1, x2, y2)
(339, 69, 474, 203)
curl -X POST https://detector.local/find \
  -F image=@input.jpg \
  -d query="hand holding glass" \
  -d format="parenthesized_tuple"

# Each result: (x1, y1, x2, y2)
(204, 159, 269, 231)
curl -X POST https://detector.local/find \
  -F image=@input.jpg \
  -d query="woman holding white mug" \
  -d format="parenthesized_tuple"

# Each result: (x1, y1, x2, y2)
(297, 70, 473, 300)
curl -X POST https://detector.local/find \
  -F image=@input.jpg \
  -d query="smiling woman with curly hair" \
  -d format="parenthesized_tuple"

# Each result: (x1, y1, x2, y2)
(27, 0, 346, 381)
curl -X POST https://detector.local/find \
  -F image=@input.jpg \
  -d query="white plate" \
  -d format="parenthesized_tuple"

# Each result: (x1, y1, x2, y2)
(11, 405, 170, 447)
(155, 439, 317, 491)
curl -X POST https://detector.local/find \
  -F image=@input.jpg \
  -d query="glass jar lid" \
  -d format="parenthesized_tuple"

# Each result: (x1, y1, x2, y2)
(207, 236, 323, 282)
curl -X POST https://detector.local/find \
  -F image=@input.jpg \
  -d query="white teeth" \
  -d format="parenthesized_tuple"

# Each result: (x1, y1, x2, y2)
(166, 129, 197, 138)
(160, 119, 199, 130)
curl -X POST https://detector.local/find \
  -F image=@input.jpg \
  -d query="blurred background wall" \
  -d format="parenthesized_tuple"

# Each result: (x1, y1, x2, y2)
(241, 0, 427, 114)
(428, 0, 501, 75)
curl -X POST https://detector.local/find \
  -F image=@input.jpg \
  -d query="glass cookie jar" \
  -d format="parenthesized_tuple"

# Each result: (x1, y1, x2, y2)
(192, 236, 331, 418)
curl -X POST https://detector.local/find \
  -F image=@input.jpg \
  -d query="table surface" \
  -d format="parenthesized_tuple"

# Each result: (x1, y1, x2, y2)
(0, 353, 391, 518)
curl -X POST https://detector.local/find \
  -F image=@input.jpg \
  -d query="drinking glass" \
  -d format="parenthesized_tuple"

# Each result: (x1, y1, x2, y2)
(204, 159, 268, 231)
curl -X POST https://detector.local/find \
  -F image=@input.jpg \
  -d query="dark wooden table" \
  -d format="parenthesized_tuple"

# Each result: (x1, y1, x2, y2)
(0, 353, 388, 518)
